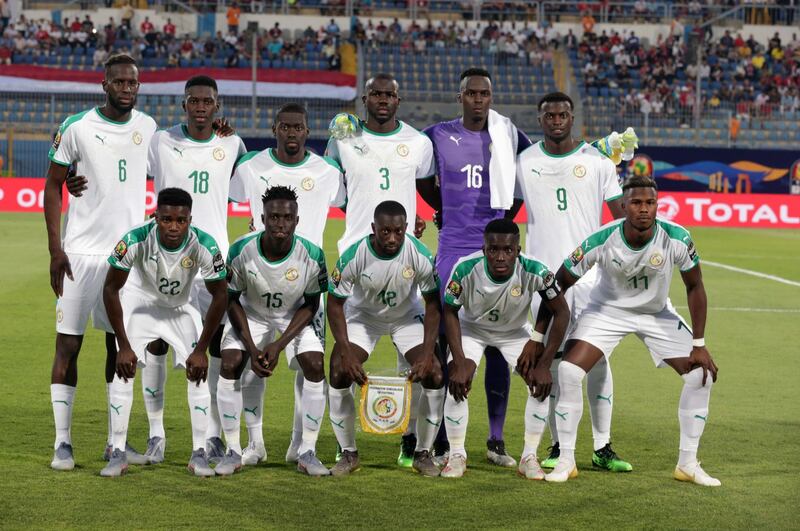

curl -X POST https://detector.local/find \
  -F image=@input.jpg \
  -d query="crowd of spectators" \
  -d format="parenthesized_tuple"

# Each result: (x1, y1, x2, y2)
(574, 22, 800, 122)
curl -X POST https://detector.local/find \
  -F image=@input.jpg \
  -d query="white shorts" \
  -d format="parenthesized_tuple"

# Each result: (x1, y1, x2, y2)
(121, 291, 203, 368)
(448, 322, 534, 371)
(55, 253, 113, 335)
(189, 277, 228, 326)
(344, 308, 425, 358)
(531, 267, 596, 353)
(568, 302, 693, 367)
(220, 317, 324, 371)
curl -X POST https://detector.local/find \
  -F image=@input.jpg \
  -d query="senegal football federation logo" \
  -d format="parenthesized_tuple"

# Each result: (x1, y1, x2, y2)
(180, 256, 195, 269)
(396, 144, 409, 157)
(573, 164, 586, 178)
(114, 240, 128, 260)
(510, 285, 522, 297)
(649, 252, 664, 267)
(569, 246, 584, 266)
(373, 396, 398, 420)
(213, 147, 225, 161)
(132, 131, 143, 145)
(285, 267, 299, 281)
(402, 266, 414, 280)
(301, 177, 315, 191)
(56, 309, 64, 323)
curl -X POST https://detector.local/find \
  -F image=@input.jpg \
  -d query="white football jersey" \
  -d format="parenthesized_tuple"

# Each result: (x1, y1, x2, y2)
(108, 219, 226, 308)
(327, 121, 435, 254)
(516, 141, 622, 270)
(565, 218, 700, 313)
(330, 234, 439, 321)
(49, 107, 157, 255)
(229, 148, 346, 247)
(149, 124, 246, 257)
(227, 232, 327, 324)
(445, 251, 557, 333)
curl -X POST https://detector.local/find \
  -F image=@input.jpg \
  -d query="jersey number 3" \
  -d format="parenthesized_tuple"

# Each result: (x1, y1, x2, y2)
(379, 167, 390, 190)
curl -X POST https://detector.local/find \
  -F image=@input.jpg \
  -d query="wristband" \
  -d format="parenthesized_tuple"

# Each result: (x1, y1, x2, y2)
(530, 330, 545, 343)
(692, 338, 705, 348)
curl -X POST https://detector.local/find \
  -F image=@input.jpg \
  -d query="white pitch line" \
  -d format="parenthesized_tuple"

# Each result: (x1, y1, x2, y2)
(675, 306, 800, 314)
(702, 260, 800, 288)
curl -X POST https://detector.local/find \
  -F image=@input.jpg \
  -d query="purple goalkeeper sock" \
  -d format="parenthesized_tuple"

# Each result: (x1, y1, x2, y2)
(484, 346, 511, 441)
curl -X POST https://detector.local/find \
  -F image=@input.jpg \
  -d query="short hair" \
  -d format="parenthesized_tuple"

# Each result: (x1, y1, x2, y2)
(484, 218, 519, 236)
(104, 53, 137, 70)
(157, 187, 192, 209)
(537, 92, 574, 112)
(185, 75, 218, 93)
(365, 73, 398, 91)
(622, 175, 658, 192)
(275, 102, 308, 122)
(374, 200, 406, 220)
(261, 185, 298, 204)
(460, 67, 492, 82)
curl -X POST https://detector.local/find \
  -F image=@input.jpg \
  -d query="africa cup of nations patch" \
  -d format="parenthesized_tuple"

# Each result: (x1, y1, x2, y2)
(446, 280, 462, 298)
(359, 376, 412, 435)
(114, 240, 128, 259)
(569, 246, 584, 266)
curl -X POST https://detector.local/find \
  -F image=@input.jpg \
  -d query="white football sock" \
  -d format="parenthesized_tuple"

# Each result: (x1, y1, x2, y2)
(51, 384, 75, 448)
(443, 393, 469, 458)
(205, 356, 222, 441)
(241, 366, 265, 445)
(416, 387, 445, 452)
(554, 361, 586, 463)
(678, 367, 713, 467)
(142, 354, 167, 439)
(547, 356, 561, 445)
(109, 375, 134, 452)
(105, 383, 112, 446)
(587, 356, 613, 451)
(216, 376, 242, 454)
(522, 394, 549, 459)
(405, 381, 421, 437)
(328, 386, 357, 451)
(187, 378, 210, 451)
(290, 370, 304, 448)
(298, 378, 326, 455)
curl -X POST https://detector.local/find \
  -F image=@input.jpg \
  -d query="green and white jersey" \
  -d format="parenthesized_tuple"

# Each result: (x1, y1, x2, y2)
(108, 219, 226, 308)
(227, 232, 327, 323)
(49, 107, 157, 255)
(149, 124, 247, 257)
(229, 148, 345, 247)
(326, 121, 435, 254)
(565, 218, 700, 313)
(329, 234, 439, 321)
(516, 141, 622, 271)
(445, 251, 558, 333)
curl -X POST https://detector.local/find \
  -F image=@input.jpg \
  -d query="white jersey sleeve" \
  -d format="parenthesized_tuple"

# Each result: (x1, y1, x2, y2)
(49, 114, 80, 167)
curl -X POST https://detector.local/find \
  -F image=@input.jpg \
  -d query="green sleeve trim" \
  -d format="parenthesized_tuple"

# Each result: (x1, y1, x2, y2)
(580, 221, 622, 253)
(451, 256, 483, 282)
(107, 257, 131, 271)
(204, 272, 227, 282)
(563, 259, 582, 278)
(227, 232, 260, 263)
(48, 154, 71, 166)
(444, 299, 462, 309)
(191, 226, 222, 255)
(48, 108, 92, 161)
(59, 108, 92, 133)
(227, 288, 243, 294)
(406, 234, 435, 262)
(297, 235, 326, 269)
(233, 150, 260, 170)
(605, 193, 622, 202)
(335, 237, 363, 272)
(327, 285, 348, 299)
(656, 219, 693, 243)
(322, 155, 343, 173)
(120, 221, 155, 246)
(519, 256, 550, 278)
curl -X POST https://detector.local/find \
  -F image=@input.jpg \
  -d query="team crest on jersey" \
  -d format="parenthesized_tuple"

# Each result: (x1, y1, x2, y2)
(301, 177, 315, 191)
(52, 131, 62, 151)
(285, 267, 299, 281)
(402, 266, 415, 280)
(649, 252, 664, 267)
(510, 285, 522, 297)
(331, 267, 341, 287)
(56, 309, 64, 323)
(181, 256, 195, 269)
(213, 147, 225, 161)
(569, 246, 584, 266)
(573, 164, 586, 178)
(132, 131, 143, 145)
(396, 144, 409, 157)
(114, 240, 128, 260)
(446, 280, 462, 298)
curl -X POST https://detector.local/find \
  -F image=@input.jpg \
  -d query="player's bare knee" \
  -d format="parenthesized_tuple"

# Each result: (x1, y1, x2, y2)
(220, 350, 242, 379)
(300, 353, 325, 382)
(328, 361, 350, 389)
(423, 363, 444, 389)
(146, 339, 169, 356)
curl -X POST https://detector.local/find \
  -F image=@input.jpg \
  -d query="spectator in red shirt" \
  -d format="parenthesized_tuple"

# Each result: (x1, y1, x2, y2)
(163, 18, 176, 40)
(70, 18, 81, 32)
(140, 16, 154, 36)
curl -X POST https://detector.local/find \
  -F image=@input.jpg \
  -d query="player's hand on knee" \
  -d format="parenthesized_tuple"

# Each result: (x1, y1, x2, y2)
(689, 346, 718, 385)
(262, 343, 281, 377)
(414, 215, 426, 238)
(116, 346, 138, 382)
(186, 350, 209, 384)
(515, 340, 540, 385)
(408, 353, 437, 383)
(447, 359, 472, 402)
(341, 349, 367, 386)
(64, 171, 88, 197)
(529, 365, 552, 401)
(49, 250, 73, 297)
(250, 351, 270, 378)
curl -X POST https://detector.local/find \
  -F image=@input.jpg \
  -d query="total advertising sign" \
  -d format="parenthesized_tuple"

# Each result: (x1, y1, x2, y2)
(2, 178, 799, 228)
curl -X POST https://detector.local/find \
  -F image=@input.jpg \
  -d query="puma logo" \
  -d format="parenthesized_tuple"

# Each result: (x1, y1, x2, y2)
(449, 135, 462, 146)
(95, 134, 107, 145)
(244, 406, 258, 416)
(194, 405, 208, 415)
(173, 146, 184, 157)
(144, 387, 158, 397)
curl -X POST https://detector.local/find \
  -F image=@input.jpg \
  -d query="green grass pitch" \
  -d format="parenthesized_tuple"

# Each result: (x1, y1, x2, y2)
(1, 212, 798, 529)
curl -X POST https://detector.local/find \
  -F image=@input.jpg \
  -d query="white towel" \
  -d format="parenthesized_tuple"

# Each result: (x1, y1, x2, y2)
(487, 109, 519, 210)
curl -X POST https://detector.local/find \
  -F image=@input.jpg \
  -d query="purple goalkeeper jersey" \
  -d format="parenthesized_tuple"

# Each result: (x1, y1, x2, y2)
(424, 118, 531, 254)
